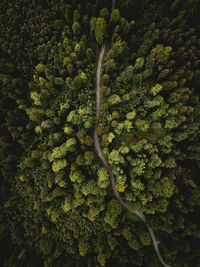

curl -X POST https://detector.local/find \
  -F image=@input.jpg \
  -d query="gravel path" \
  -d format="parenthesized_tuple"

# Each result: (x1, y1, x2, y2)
(93, 1, 170, 266)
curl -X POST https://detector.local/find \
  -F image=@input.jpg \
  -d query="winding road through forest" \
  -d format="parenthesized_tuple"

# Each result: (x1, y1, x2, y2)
(93, 1, 170, 266)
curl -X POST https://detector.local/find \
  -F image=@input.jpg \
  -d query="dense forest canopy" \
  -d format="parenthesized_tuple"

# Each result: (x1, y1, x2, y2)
(0, 0, 200, 266)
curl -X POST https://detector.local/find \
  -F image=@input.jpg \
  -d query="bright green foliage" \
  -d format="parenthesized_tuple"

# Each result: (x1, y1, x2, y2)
(97, 167, 110, 189)
(151, 83, 163, 96)
(50, 143, 67, 161)
(84, 151, 94, 163)
(112, 110, 119, 119)
(107, 132, 115, 143)
(148, 176, 175, 199)
(1, 0, 200, 267)
(126, 110, 136, 120)
(108, 149, 124, 164)
(67, 110, 81, 125)
(116, 184, 127, 192)
(66, 137, 77, 150)
(119, 145, 129, 154)
(133, 57, 145, 70)
(52, 159, 67, 173)
(64, 125, 74, 135)
(35, 63, 45, 73)
(30, 92, 41, 106)
(135, 119, 150, 132)
(62, 197, 72, 213)
(69, 168, 85, 183)
(81, 180, 99, 196)
(95, 18, 107, 44)
(131, 177, 145, 190)
(108, 94, 121, 105)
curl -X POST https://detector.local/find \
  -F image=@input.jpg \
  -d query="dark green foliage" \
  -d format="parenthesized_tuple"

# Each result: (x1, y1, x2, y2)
(0, 0, 200, 267)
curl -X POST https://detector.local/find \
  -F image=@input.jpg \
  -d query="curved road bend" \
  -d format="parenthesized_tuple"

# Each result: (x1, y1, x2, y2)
(93, 1, 170, 267)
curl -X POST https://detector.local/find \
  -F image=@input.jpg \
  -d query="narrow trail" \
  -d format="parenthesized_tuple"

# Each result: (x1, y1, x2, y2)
(93, 1, 171, 267)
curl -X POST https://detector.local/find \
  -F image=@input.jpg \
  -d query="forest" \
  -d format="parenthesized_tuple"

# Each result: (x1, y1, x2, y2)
(0, 0, 200, 266)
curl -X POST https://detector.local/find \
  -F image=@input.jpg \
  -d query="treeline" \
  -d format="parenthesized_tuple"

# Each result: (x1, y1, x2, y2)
(0, 0, 200, 266)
